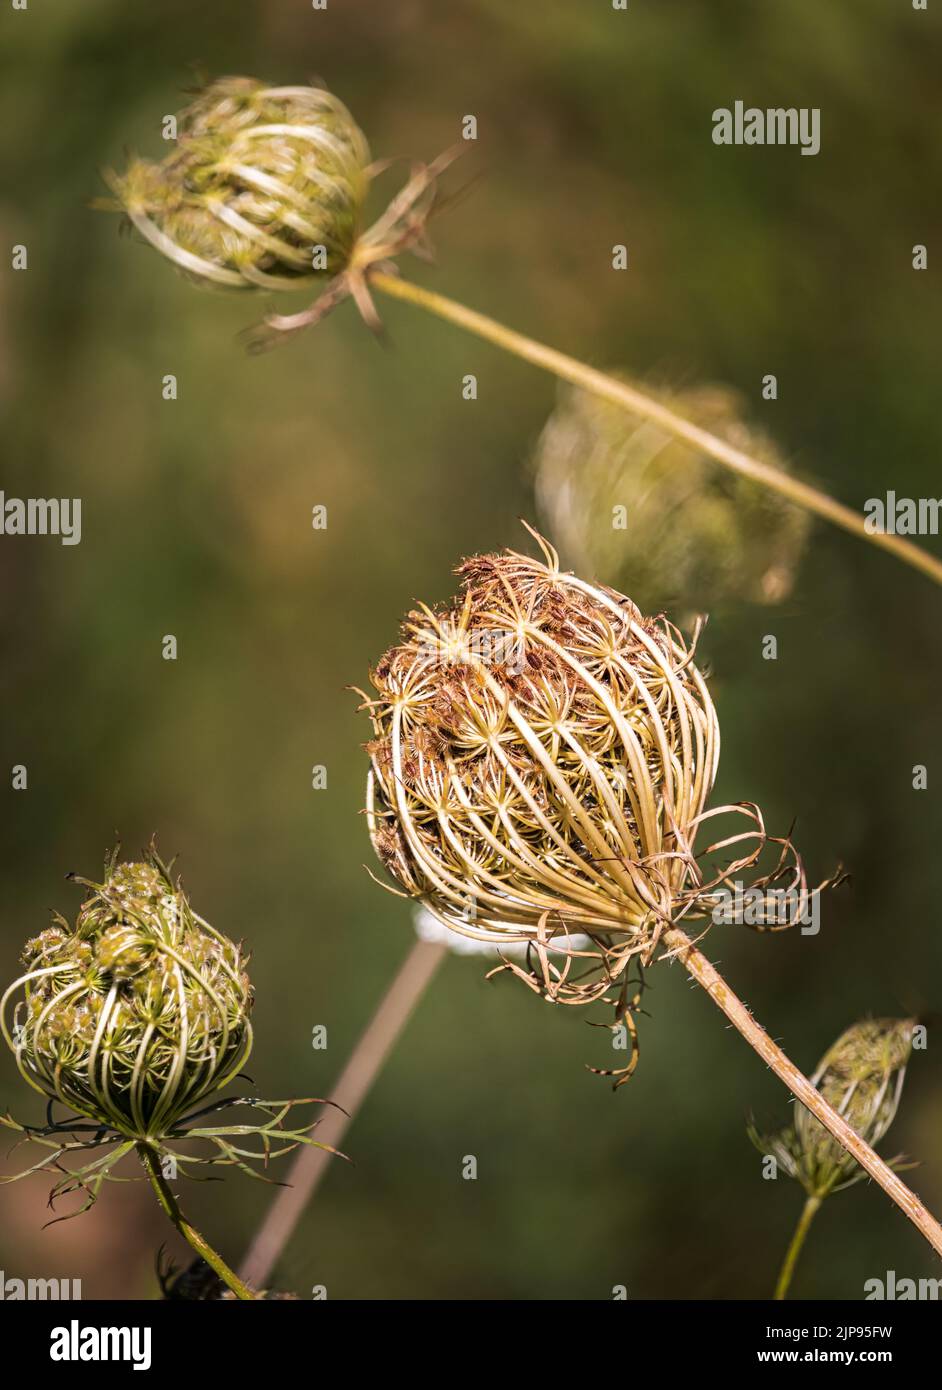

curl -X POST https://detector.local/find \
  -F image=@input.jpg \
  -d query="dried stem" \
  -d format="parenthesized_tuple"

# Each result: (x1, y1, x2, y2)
(137, 1142, 258, 1301)
(369, 271, 942, 588)
(774, 1194, 822, 1300)
(239, 938, 446, 1290)
(664, 926, 942, 1258)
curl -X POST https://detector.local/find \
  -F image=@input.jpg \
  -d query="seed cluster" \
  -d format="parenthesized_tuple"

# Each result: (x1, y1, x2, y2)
(108, 76, 370, 289)
(360, 532, 723, 1008)
(1, 854, 253, 1140)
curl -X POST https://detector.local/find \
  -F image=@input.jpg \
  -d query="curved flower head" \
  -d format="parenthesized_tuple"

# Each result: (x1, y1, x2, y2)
(359, 527, 809, 1034)
(106, 77, 371, 290)
(2, 847, 252, 1141)
(532, 378, 810, 614)
(2, 847, 337, 1237)
(105, 75, 459, 340)
(749, 1017, 916, 1197)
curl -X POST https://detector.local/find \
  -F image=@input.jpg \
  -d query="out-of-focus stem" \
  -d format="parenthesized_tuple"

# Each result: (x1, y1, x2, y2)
(370, 271, 942, 588)
(775, 1194, 822, 1300)
(239, 938, 447, 1290)
(663, 927, 942, 1259)
(137, 1142, 257, 1301)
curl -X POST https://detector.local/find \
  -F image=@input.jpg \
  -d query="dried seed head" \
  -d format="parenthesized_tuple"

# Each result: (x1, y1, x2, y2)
(2, 848, 253, 1141)
(106, 77, 370, 290)
(359, 528, 811, 1024)
(532, 378, 810, 613)
(749, 1017, 916, 1197)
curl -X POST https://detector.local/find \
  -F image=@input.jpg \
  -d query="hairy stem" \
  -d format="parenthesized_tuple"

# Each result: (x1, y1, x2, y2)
(775, 1194, 822, 1300)
(663, 926, 942, 1258)
(239, 938, 447, 1290)
(137, 1142, 258, 1301)
(370, 271, 942, 588)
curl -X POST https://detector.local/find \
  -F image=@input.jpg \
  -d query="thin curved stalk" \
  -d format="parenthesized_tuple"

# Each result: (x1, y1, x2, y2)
(240, 926, 942, 1288)
(663, 926, 942, 1258)
(370, 271, 942, 588)
(775, 1194, 822, 1300)
(239, 938, 447, 1290)
(137, 1143, 258, 1301)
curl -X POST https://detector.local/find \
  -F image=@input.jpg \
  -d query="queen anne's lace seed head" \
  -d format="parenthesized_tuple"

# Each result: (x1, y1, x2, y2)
(532, 378, 810, 613)
(749, 1018, 916, 1197)
(361, 530, 787, 1025)
(2, 849, 253, 1141)
(107, 77, 370, 290)
(360, 528, 818, 1051)
(105, 76, 462, 344)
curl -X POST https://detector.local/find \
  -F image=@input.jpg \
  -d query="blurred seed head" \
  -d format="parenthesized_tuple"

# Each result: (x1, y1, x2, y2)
(749, 1017, 916, 1197)
(106, 77, 371, 290)
(1, 848, 253, 1142)
(532, 378, 811, 615)
(359, 527, 811, 1026)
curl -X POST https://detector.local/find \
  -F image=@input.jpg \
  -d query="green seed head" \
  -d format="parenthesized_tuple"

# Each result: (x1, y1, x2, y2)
(107, 76, 371, 289)
(749, 1017, 915, 1197)
(532, 378, 810, 613)
(3, 850, 254, 1141)
(795, 1018, 915, 1185)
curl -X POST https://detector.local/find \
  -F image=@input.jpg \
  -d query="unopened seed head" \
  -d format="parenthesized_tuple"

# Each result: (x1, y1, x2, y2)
(749, 1017, 915, 1198)
(2, 850, 254, 1140)
(532, 378, 810, 613)
(106, 77, 371, 290)
(794, 1017, 914, 1183)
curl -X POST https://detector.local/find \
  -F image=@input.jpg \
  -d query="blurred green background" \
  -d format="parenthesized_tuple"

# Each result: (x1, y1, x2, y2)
(1, 0, 940, 1300)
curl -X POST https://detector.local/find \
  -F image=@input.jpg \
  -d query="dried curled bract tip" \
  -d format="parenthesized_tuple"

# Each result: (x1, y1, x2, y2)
(531, 377, 811, 614)
(748, 1017, 917, 1197)
(103, 75, 460, 341)
(358, 524, 822, 1072)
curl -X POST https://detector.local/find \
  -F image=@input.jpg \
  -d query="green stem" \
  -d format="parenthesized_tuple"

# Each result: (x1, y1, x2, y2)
(370, 270, 942, 589)
(137, 1142, 258, 1301)
(775, 1194, 822, 1301)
